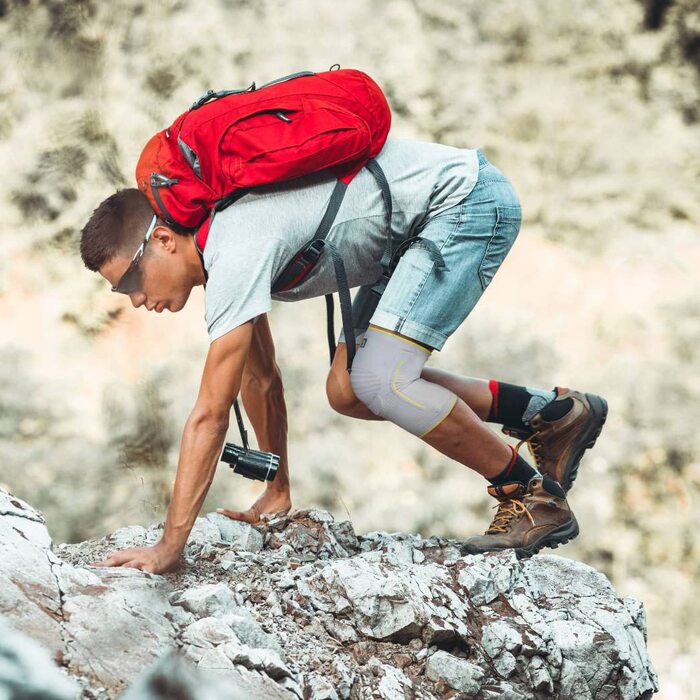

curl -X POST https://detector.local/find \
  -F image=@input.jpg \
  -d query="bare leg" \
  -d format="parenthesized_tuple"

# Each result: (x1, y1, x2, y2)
(420, 368, 492, 420)
(418, 398, 511, 479)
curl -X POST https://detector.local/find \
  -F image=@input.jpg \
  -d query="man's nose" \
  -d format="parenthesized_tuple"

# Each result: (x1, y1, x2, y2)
(130, 292, 147, 309)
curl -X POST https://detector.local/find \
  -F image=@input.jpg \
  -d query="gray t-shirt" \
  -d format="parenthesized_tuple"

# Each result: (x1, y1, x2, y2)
(203, 137, 479, 343)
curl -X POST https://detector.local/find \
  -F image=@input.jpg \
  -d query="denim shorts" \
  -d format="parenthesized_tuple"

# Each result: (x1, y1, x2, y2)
(338, 149, 522, 351)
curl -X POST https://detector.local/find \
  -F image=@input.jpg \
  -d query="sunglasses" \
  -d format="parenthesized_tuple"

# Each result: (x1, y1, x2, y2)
(111, 214, 158, 294)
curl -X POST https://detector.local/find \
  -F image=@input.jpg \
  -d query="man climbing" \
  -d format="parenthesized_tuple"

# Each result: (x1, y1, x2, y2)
(80, 137, 606, 574)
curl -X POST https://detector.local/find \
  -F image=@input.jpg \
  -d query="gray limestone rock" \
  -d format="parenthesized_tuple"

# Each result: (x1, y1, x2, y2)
(0, 487, 658, 699)
(296, 552, 472, 642)
(425, 649, 485, 695)
(120, 650, 248, 700)
(304, 674, 340, 699)
(0, 616, 78, 700)
(61, 565, 178, 688)
(185, 517, 222, 556)
(181, 616, 240, 648)
(206, 512, 264, 552)
(108, 525, 156, 549)
(265, 508, 359, 559)
(171, 582, 240, 617)
(0, 492, 65, 660)
(369, 658, 415, 696)
(222, 611, 287, 659)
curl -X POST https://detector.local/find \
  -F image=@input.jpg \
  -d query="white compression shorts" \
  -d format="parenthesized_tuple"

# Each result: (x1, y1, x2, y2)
(349, 326, 458, 437)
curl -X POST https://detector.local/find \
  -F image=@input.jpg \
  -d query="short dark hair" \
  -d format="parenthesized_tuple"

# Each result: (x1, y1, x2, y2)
(80, 188, 157, 272)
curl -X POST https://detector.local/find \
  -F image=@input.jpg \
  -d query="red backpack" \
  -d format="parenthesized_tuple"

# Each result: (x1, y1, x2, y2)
(135, 65, 398, 371)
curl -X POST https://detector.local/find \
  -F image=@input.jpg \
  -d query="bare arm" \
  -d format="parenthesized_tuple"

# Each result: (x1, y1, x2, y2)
(239, 314, 289, 492)
(160, 319, 257, 549)
(94, 318, 256, 572)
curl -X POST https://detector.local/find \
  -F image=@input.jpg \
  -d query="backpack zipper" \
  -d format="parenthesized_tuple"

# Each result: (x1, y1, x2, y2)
(256, 70, 315, 90)
(189, 71, 316, 111)
(150, 173, 183, 230)
(190, 83, 256, 110)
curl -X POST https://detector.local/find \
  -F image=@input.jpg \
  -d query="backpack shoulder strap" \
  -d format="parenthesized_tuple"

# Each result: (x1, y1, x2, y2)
(271, 179, 348, 293)
(273, 159, 396, 374)
(270, 178, 356, 371)
(325, 158, 395, 373)
(364, 158, 397, 298)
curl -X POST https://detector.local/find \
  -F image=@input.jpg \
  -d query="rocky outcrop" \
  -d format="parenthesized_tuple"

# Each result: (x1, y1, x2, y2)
(0, 617, 78, 700)
(0, 487, 658, 699)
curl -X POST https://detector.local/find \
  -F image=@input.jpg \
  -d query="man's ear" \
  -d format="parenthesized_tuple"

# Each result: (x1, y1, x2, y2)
(151, 224, 178, 253)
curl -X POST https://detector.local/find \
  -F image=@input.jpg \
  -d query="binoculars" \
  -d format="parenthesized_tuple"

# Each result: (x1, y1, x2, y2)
(219, 399, 280, 482)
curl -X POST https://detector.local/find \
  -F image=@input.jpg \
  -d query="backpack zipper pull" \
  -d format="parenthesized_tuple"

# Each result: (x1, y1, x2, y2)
(151, 173, 179, 187)
(275, 111, 292, 123)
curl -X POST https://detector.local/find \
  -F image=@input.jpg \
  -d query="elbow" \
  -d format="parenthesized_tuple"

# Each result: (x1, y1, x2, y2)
(242, 368, 284, 396)
(263, 373, 285, 396)
(189, 409, 230, 433)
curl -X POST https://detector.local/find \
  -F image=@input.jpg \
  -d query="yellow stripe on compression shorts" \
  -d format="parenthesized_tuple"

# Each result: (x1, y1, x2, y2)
(368, 324, 432, 355)
(391, 359, 427, 409)
(418, 395, 458, 438)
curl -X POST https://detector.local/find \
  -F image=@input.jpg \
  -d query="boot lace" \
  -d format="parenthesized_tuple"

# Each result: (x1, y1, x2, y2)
(486, 498, 536, 534)
(514, 431, 547, 470)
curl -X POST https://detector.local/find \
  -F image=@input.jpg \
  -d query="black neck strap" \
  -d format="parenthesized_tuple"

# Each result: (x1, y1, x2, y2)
(193, 233, 209, 285)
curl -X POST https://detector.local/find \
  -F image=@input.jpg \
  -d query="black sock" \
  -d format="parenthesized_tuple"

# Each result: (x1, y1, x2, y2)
(486, 380, 559, 432)
(541, 475, 566, 499)
(539, 397, 575, 421)
(487, 445, 539, 487)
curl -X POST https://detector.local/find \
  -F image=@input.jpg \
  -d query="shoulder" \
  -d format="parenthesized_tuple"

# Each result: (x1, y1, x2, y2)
(377, 137, 473, 160)
(202, 203, 284, 268)
(375, 138, 478, 178)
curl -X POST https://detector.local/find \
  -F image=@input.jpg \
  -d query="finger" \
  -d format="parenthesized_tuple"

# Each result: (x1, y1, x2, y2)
(91, 549, 139, 568)
(216, 508, 260, 523)
(91, 553, 125, 567)
(122, 560, 145, 571)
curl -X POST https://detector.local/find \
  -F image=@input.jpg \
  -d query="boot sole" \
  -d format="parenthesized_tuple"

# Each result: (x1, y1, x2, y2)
(459, 516, 580, 558)
(514, 515, 580, 559)
(560, 393, 608, 493)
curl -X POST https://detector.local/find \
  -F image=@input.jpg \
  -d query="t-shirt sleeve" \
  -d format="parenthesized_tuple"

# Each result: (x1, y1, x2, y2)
(204, 233, 293, 343)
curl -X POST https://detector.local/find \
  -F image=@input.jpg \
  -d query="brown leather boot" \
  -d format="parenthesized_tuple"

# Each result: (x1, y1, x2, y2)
(460, 475, 579, 558)
(502, 387, 608, 493)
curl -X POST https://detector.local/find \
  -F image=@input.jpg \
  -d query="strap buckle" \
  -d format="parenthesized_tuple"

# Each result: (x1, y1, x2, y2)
(369, 268, 391, 298)
(301, 238, 326, 263)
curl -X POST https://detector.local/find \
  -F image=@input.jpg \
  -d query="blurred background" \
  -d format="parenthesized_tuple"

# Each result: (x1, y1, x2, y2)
(0, 0, 698, 696)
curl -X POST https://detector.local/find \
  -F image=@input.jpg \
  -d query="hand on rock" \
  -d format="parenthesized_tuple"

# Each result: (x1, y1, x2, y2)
(91, 540, 182, 574)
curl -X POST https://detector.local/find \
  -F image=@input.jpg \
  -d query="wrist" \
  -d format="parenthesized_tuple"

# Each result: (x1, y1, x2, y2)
(158, 535, 185, 556)
(267, 476, 290, 493)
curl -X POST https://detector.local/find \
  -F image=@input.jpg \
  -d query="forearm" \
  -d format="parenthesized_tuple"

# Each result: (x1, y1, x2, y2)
(240, 372, 289, 490)
(161, 413, 229, 551)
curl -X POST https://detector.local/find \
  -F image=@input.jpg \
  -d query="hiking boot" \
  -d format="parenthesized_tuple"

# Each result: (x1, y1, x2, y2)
(460, 475, 579, 558)
(502, 387, 608, 493)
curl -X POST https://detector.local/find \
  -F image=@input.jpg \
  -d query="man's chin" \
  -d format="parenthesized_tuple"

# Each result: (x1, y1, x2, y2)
(170, 285, 195, 312)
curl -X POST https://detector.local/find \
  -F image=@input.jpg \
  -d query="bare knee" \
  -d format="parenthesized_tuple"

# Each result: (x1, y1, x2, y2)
(326, 341, 360, 415)
(326, 369, 364, 416)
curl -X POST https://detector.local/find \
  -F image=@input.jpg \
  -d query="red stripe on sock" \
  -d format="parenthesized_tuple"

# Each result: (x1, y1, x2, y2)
(489, 379, 499, 419)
